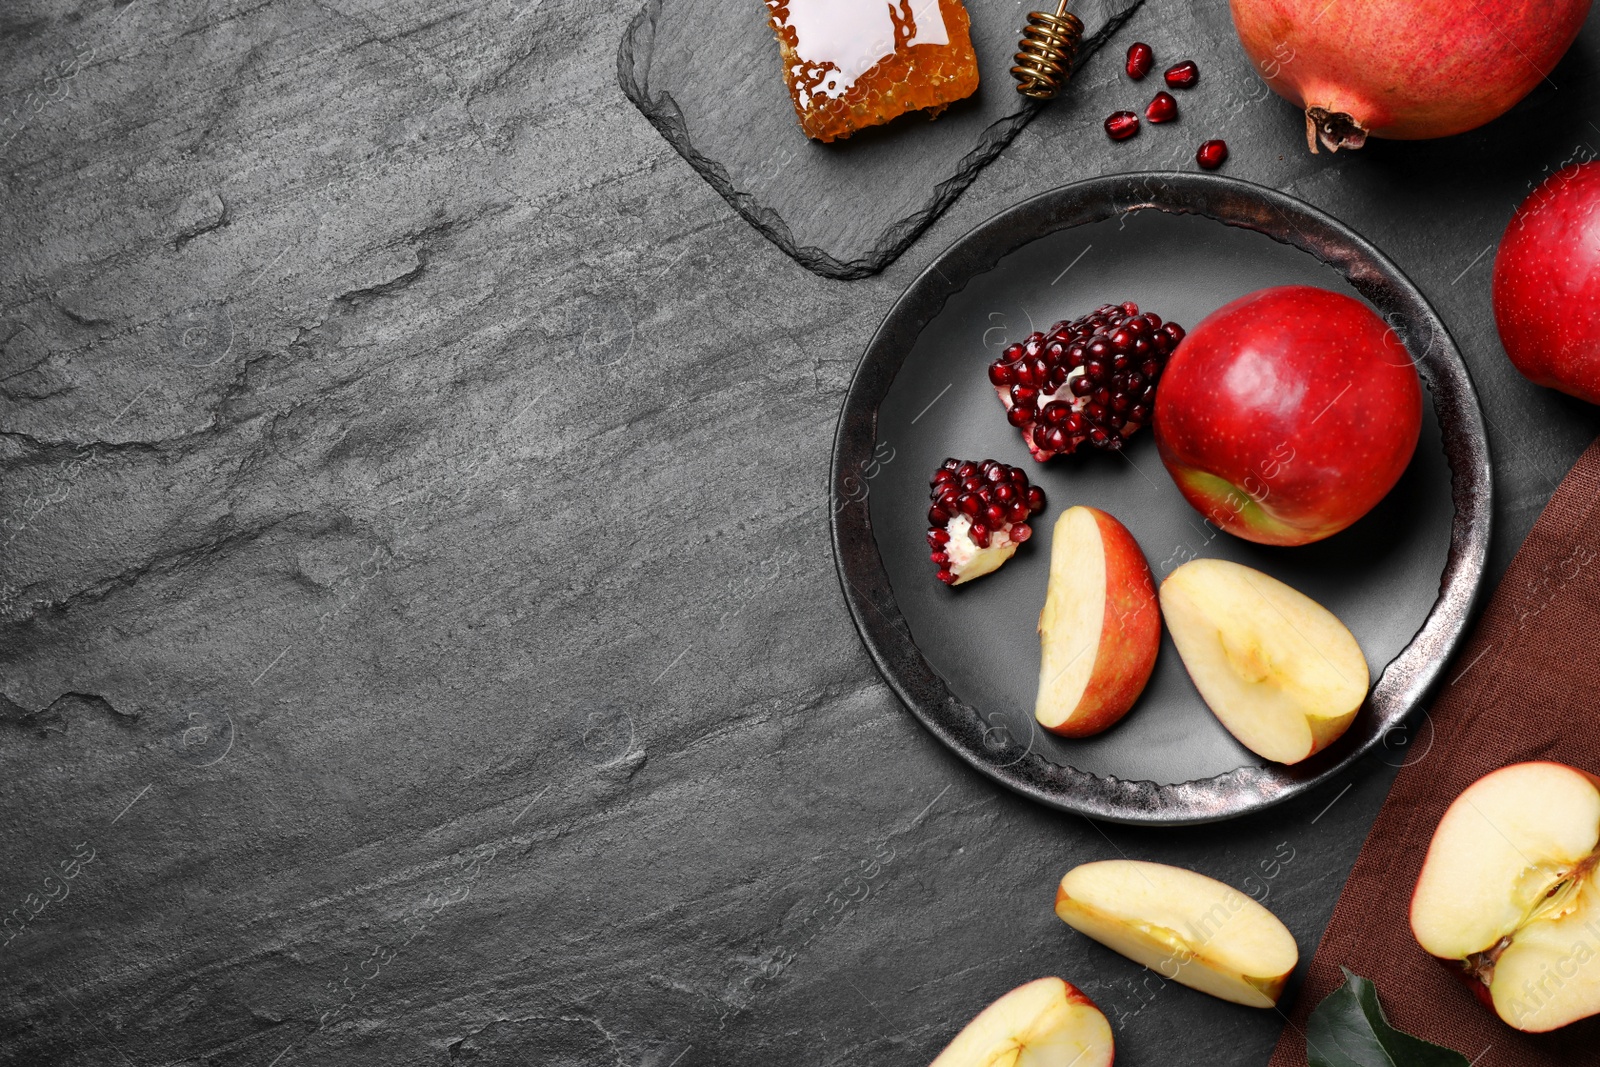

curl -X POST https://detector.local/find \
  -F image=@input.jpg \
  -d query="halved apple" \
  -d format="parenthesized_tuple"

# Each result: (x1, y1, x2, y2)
(1035, 506, 1161, 738)
(1411, 761, 1600, 1033)
(1159, 559, 1368, 764)
(929, 976, 1113, 1067)
(1055, 859, 1299, 1008)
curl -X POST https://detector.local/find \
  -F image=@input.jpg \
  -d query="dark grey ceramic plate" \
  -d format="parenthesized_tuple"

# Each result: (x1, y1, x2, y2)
(831, 173, 1492, 825)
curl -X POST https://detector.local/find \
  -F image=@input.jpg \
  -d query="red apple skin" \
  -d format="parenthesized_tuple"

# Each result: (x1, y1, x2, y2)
(1060, 979, 1118, 1067)
(1154, 285, 1423, 547)
(1043, 508, 1160, 739)
(1493, 163, 1600, 404)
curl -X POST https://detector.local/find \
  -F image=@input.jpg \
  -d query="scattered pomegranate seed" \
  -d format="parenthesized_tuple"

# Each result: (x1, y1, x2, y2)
(1104, 111, 1140, 141)
(926, 460, 1045, 585)
(1126, 42, 1154, 80)
(987, 303, 1186, 462)
(1164, 60, 1199, 89)
(1145, 91, 1178, 123)
(1196, 139, 1229, 169)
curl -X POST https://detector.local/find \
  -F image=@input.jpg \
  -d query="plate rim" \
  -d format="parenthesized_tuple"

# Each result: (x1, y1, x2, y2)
(829, 171, 1493, 826)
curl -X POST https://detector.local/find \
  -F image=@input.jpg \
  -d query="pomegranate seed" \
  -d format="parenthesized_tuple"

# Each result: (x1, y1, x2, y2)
(1007, 406, 1033, 428)
(1146, 91, 1178, 123)
(1104, 111, 1140, 141)
(1012, 523, 1032, 542)
(1126, 42, 1154, 80)
(927, 528, 950, 547)
(930, 551, 948, 565)
(1164, 61, 1199, 89)
(971, 523, 990, 548)
(936, 569, 956, 585)
(989, 361, 1016, 386)
(983, 503, 1005, 527)
(1196, 139, 1229, 170)
(929, 505, 949, 525)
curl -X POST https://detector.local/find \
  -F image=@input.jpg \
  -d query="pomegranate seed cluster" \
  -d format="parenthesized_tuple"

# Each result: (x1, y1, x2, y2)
(926, 458, 1045, 586)
(988, 302, 1186, 461)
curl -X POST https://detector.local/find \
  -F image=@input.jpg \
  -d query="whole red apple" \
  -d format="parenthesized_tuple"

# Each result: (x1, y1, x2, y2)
(1492, 162, 1600, 404)
(1154, 285, 1422, 546)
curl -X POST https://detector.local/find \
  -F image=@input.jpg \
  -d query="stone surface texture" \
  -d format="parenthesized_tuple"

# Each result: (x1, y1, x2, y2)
(1, 1, 1598, 1065)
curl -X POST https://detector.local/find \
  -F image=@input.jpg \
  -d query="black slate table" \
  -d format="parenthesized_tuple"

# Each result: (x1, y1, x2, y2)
(2, 2, 1598, 1065)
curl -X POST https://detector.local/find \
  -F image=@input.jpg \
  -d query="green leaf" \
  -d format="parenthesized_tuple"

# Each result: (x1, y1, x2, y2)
(1305, 968, 1471, 1067)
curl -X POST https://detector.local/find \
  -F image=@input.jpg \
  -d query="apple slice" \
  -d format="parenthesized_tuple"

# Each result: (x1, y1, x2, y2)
(1035, 506, 1161, 738)
(1055, 860, 1299, 1008)
(1159, 559, 1368, 764)
(1411, 761, 1600, 1033)
(929, 976, 1113, 1067)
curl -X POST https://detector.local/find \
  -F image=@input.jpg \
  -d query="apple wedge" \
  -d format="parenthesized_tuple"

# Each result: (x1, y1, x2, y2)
(929, 976, 1113, 1067)
(1035, 506, 1161, 738)
(1159, 559, 1368, 764)
(1411, 761, 1600, 1033)
(1055, 860, 1299, 1008)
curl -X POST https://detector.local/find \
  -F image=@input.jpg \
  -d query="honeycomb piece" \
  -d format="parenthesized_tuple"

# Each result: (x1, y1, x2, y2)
(765, 0, 981, 143)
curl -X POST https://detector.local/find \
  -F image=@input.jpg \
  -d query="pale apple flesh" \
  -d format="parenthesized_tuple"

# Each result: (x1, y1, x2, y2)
(1411, 761, 1600, 1033)
(1159, 559, 1368, 765)
(929, 976, 1113, 1067)
(1055, 860, 1298, 1008)
(1035, 507, 1161, 738)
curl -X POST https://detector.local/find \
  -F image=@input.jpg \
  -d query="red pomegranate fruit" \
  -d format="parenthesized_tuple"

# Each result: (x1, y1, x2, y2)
(988, 302, 1186, 462)
(1229, 0, 1590, 153)
(1493, 162, 1600, 404)
(926, 459, 1046, 586)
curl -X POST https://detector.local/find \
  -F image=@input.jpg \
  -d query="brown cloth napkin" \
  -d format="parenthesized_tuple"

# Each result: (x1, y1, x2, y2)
(1269, 437, 1600, 1067)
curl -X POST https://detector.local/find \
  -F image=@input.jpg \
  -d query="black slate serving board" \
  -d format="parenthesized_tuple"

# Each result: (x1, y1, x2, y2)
(618, 0, 1144, 279)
